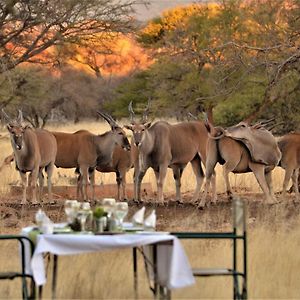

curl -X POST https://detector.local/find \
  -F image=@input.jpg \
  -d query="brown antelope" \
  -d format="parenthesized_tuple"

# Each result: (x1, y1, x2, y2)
(277, 132, 300, 200)
(95, 145, 132, 200)
(54, 112, 130, 201)
(202, 120, 281, 207)
(2, 110, 57, 204)
(124, 103, 216, 204)
(88, 105, 138, 201)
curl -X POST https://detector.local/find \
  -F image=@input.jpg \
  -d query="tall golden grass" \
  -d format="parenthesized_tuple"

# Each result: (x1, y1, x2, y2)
(0, 121, 299, 299)
(1, 212, 300, 299)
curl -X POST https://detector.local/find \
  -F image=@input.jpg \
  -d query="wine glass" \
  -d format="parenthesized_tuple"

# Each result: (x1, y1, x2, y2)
(35, 209, 46, 230)
(114, 202, 128, 231)
(78, 202, 91, 233)
(102, 198, 116, 218)
(64, 200, 75, 224)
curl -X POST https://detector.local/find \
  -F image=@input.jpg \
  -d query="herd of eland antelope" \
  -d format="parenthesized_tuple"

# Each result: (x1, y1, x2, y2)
(0, 105, 299, 206)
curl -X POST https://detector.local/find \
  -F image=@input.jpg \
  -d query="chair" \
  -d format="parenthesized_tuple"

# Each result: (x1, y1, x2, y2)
(0, 235, 36, 300)
(172, 198, 247, 300)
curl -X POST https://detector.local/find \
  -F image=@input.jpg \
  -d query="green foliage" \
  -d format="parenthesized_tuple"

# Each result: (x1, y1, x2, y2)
(93, 207, 107, 219)
(214, 83, 266, 126)
(260, 70, 300, 134)
(104, 71, 150, 119)
(135, 0, 300, 129)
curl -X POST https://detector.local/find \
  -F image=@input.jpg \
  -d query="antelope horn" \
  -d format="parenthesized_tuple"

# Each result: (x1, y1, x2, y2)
(128, 101, 135, 124)
(252, 118, 275, 129)
(142, 98, 151, 123)
(265, 121, 284, 132)
(97, 111, 119, 128)
(17, 109, 23, 124)
(187, 112, 198, 120)
(1, 109, 11, 123)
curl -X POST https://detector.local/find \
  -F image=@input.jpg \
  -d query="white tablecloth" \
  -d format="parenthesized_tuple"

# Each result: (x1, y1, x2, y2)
(28, 233, 195, 290)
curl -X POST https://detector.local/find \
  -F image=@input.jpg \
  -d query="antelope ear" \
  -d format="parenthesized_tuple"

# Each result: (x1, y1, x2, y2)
(124, 124, 133, 131)
(144, 122, 152, 129)
(6, 124, 12, 132)
(17, 109, 23, 124)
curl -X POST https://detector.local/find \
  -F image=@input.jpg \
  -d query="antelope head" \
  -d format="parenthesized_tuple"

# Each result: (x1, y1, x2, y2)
(2, 109, 27, 151)
(124, 100, 152, 147)
(97, 111, 131, 151)
(225, 122, 252, 139)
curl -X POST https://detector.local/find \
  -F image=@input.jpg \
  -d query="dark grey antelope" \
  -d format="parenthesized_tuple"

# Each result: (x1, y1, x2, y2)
(124, 103, 216, 204)
(2, 110, 57, 204)
(54, 112, 130, 201)
(202, 120, 281, 207)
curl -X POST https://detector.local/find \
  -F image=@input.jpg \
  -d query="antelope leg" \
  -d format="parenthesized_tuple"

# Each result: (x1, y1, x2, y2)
(250, 163, 274, 204)
(281, 167, 293, 199)
(30, 168, 39, 205)
(46, 162, 55, 204)
(156, 164, 168, 203)
(20, 172, 27, 205)
(292, 168, 299, 201)
(38, 169, 44, 203)
(116, 171, 121, 201)
(190, 157, 204, 204)
(172, 165, 183, 204)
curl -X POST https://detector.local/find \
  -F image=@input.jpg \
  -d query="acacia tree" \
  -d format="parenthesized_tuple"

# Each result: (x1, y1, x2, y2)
(138, 0, 300, 125)
(0, 0, 147, 72)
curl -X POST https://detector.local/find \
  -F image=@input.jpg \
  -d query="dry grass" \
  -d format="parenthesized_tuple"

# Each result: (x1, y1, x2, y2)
(0, 121, 299, 299)
(1, 211, 300, 299)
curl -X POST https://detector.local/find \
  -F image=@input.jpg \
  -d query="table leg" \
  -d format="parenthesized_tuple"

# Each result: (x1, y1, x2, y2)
(153, 244, 171, 300)
(153, 244, 160, 299)
(38, 285, 43, 300)
(133, 247, 138, 300)
(52, 255, 58, 300)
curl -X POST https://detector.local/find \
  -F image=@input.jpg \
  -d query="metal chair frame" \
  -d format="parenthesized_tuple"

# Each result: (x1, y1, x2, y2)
(0, 235, 36, 300)
(171, 198, 247, 300)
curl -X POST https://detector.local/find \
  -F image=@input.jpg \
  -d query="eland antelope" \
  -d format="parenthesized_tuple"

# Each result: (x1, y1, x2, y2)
(124, 103, 215, 204)
(54, 112, 130, 201)
(95, 145, 132, 201)
(2, 110, 57, 204)
(202, 120, 281, 207)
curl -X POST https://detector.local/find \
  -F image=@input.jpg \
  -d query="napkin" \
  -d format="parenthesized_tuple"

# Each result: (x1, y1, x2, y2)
(144, 210, 156, 230)
(132, 206, 145, 226)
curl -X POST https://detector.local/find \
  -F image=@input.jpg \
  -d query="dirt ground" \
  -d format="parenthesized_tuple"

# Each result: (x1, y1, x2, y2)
(1, 188, 299, 234)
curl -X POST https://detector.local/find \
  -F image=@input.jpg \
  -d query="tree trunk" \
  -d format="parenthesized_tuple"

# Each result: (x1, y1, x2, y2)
(206, 105, 214, 124)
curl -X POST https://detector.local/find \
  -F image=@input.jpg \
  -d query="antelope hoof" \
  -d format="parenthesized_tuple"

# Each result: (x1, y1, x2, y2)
(133, 198, 143, 204)
(197, 200, 206, 210)
(197, 205, 205, 210)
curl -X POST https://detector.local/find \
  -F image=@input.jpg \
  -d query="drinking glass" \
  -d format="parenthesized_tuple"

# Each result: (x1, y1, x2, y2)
(71, 200, 81, 217)
(102, 198, 116, 218)
(114, 202, 128, 230)
(35, 209, 46, 230)
(64, 200, 74, 223)
(78, 202, 91, 233)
